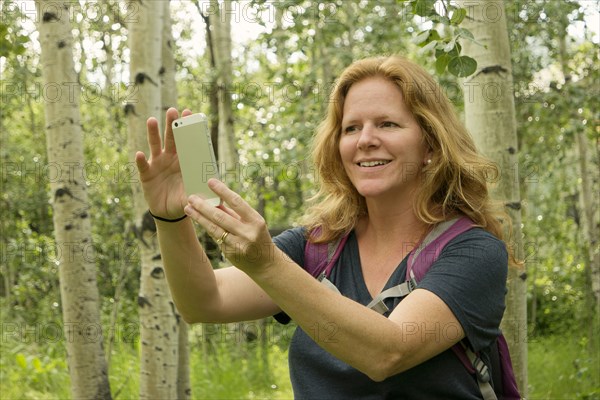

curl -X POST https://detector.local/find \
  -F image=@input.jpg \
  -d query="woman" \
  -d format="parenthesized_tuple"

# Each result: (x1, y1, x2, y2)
(135, 56, 510, 399)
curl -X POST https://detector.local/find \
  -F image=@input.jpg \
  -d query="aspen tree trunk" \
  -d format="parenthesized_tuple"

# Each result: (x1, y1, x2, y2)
(160, 0, 177, 134)
(35, 2, 112, 398)
(101, 25, 120, 144)
(126, 1, 178, 398)
(210, 0, 236, 174)
(209, 0, 248, 352)
(159, 1, 191, 398)
(556, 36, 600, 316)
(457, 0, 527, 393)
(198, 5, 220, 159)
(102, 8, 126, 368)
(575, 130, 600, 311)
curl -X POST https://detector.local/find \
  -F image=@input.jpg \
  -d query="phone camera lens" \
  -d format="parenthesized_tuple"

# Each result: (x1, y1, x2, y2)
(174, 122, 179, 127)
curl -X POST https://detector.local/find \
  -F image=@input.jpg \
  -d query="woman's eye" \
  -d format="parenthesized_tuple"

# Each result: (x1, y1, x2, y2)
(343, 126, 358, 134)
(381, 121, 398, 128)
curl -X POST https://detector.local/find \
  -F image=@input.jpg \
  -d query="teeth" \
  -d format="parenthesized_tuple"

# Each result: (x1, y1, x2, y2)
(359, 160, 389, 167)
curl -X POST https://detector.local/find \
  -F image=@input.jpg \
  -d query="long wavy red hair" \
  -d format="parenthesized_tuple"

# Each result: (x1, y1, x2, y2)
(302, 56, 510, 248)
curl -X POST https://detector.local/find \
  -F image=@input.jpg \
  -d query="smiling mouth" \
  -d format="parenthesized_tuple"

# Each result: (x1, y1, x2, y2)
(358, 160, 391, 167)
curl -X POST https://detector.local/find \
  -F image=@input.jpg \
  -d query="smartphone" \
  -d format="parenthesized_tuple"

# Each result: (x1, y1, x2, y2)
(172, 113, 221, 206)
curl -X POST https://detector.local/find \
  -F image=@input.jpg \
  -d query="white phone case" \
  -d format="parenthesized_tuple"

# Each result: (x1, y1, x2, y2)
(172, 113, 221, 206)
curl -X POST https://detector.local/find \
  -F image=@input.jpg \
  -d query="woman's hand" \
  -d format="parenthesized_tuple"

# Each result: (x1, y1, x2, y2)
(135, 108, 191, 219)
(184, 179, 278, 274)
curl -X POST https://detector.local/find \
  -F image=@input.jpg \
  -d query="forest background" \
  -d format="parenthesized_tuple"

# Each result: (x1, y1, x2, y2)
(0, 0, 599, 399)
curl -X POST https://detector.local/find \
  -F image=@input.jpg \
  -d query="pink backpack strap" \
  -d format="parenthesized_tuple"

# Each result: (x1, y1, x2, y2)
(406, 217, 474, 282)
(304, 227, 349, 279)
(496, 334, 521, 399)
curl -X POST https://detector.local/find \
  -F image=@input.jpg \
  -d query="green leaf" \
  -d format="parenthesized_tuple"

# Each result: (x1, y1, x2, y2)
(422, 39, 438, 53)
(448, 56, 477, 77)
(453, 42, 462, 56)
(456, 27, 475, 40)
(429, 14, 450, 25)
(435, 41, 461, 58)
(32, 357, 42, 372)
(16, 353, 27, 369)
(435, 53, 452, 75)
(428, 29, 441, 41)
(450, 8, 467, 25)
(444, 42, 462, 58)
(413, 30, 431, 45)
(411, 0, 438, 17)
(443, 39, 456, 53)
(414, 29, 440, 47)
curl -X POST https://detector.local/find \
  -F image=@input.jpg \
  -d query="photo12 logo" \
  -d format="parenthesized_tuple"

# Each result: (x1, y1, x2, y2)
(2, 161, 140, 185)
(1, 81, 139, 105)
(1, 322, 139, 344)
(1, 1, 139, 24)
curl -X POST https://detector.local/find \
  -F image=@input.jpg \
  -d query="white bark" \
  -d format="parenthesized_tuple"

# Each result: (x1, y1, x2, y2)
(177, 322, 191, 399)
(126, 1, 178, 398)
(457, 0, 527, 393)
(160, 0, 178, 134)
(557, 36, 600, 316)
(210, 0, 236, 173)
(35, 2, 111, 398)
(575, 130, 600, 311)
(160, 1, 191, 398)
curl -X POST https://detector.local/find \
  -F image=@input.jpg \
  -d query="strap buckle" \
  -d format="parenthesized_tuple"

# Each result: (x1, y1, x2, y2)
(407, 277, 417, 292)
(473, 356, 491, 383)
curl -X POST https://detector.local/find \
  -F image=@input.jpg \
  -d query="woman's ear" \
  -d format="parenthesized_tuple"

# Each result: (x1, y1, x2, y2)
(423, 147, 433, 166)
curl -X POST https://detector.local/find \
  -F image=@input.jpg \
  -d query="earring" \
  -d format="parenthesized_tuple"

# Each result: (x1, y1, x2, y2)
(425, 159, 432, 165)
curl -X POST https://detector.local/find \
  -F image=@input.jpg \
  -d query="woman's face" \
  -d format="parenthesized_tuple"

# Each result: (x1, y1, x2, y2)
(338, 76, 430, 202)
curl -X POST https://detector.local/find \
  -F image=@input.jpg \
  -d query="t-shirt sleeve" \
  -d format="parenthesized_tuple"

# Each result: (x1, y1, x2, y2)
(272, 226, 307, 267)
(417, 228, 508, 352)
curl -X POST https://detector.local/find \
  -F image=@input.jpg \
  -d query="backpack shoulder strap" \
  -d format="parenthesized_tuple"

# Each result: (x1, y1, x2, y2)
(406, 217, 502, 399)
(366, 217, 474, 313)
(451, 343, 498, 400)
(304, 219, 521, 400)
(495, 334, 521, 399)
(304, 227, 349, 279)
(451, 335, 520, 400)
(413, 218, 520, 400)
(406, 216, 474, 282)
(274, 228, 348, 324)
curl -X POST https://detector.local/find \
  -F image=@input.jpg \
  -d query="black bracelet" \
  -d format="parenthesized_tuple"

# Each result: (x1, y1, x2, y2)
(148, 209, 187, 223)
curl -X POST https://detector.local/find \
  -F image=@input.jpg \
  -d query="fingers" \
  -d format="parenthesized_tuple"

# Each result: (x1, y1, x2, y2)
(146, 117, 162, 159)
(164, 108, 193, 153)
(207, 179, 260, 222)
(217, 204, 242, 221)
(163, 108, 180, 153)
(184, 201, 234, 251)
(134, 151, 149, 174)
(186, 195, 241, 237)
(185, 184, 276, 271)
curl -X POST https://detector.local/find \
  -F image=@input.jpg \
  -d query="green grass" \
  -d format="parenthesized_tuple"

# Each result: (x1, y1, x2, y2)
(0, 338, 71, 399)
(190, 342, 293, 399)
(527, 335, 600, 399)
(1, 328, 598, 399)
(0, 323, 293, 400)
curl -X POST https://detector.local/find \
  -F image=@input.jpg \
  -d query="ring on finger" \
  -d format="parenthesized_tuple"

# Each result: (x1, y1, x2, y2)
(216, 230, 230, 245)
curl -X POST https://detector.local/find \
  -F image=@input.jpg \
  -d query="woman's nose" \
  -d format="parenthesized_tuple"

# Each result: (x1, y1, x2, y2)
(356, 124, 380, 149)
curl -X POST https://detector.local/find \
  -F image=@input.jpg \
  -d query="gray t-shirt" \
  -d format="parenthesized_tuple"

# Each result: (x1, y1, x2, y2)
(273, 226, 508, 399)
